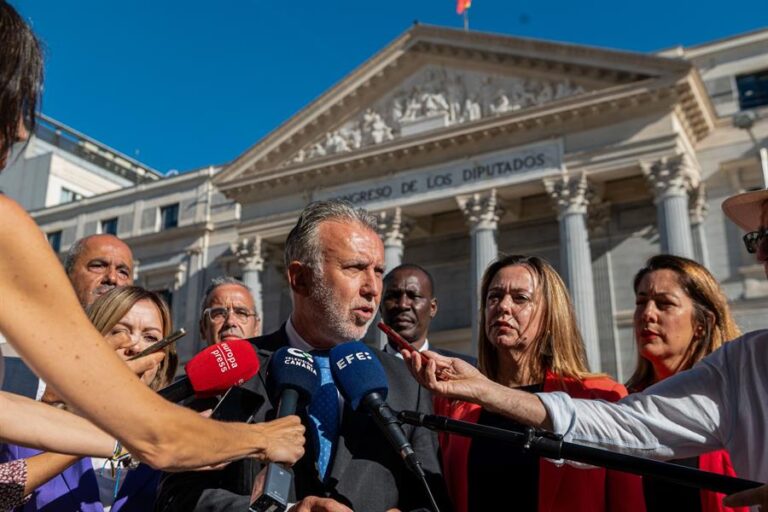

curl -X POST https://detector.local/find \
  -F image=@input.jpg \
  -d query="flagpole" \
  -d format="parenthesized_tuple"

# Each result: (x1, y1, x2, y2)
(463, 9, 469, 31)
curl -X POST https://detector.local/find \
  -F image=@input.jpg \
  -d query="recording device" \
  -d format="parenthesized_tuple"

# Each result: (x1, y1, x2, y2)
(377, 322, 431, 365)
(329, 342, 425, 478)
(127, 328, 187, 360)
(157, 339, 260, 403)
(250, 347, 320, 512)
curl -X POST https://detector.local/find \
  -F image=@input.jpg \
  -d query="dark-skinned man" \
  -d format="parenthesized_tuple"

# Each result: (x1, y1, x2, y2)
(381, 263, 476, 365)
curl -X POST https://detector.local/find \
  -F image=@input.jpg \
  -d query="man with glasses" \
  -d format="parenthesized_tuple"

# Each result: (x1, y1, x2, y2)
(403, 187, 768, 508)
(199, 277, 261, 346)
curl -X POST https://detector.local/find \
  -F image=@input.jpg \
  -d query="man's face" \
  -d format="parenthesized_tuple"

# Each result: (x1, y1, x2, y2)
(380, 269, 437, 347)
(68, 235, 133, 307)
(304, 220, 385, 345)
(200, 284, 260, 345)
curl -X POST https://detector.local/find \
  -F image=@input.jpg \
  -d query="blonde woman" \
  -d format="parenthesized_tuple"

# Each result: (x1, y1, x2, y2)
(412, 254, 644, 512)
(1, 287, 179, 511)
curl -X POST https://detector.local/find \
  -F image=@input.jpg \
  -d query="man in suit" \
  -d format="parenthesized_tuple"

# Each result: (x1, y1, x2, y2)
(381, 264, 476, 365)
(156, 200, 450, 512)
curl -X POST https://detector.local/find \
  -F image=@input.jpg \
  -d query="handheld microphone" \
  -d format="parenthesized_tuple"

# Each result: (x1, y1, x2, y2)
(329, 342, 425, 479)
(157, 339, 260, 403)
(250, 347, 320, 512)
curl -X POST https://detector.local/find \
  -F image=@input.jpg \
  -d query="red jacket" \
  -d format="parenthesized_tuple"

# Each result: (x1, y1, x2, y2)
(435, 371, 646, 512)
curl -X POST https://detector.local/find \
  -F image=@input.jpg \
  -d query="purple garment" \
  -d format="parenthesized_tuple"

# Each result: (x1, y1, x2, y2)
(0, 444, 160, 512)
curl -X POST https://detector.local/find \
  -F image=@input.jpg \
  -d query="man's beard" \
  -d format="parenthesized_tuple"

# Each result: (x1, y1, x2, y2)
(308, 273, 374, 343)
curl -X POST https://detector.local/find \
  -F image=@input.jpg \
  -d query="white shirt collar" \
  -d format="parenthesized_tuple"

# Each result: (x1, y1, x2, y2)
(285, 316, 318, 352)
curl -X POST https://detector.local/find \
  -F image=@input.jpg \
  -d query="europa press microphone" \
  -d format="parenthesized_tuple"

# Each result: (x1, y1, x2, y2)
(157, 339, 260, 403)
(329, 342, 440, 512)
(250, 347, 320, 512)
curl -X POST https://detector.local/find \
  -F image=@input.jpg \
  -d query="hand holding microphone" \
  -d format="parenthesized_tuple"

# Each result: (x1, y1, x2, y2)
(250, 347, 320, 512)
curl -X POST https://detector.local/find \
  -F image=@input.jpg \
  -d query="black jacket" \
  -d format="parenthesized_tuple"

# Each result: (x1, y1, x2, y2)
(156, 326, 452, 512)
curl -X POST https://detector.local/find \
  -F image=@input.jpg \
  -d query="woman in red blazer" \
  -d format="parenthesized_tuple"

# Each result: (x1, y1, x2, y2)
(627, 255, 746, 512)
(433, 254, 645, 512)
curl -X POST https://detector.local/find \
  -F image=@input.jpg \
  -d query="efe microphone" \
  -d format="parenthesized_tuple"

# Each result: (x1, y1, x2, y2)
(157, 339, 260, 402)
(250, 347, 320, 512)
(329, 342, 424, 478)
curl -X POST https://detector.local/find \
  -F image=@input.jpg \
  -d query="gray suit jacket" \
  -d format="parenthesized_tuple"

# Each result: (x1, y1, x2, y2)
(155, 326, 452, 512)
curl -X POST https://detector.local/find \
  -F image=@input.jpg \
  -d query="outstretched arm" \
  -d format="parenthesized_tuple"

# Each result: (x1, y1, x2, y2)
(0, 196, 305, 470)
(402, 349, 552, 428)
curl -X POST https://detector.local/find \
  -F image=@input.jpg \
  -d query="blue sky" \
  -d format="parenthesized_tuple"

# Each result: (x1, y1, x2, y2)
(11, 0, 766, 174)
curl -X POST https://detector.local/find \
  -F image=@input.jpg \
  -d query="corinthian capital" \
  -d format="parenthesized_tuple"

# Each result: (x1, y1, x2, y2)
(458, 189, 503, 232)
(641, 154, 701, 200)
(543, 172, 593, 217)
(376, 207, 412, 247)
(232, 236, 266, 272)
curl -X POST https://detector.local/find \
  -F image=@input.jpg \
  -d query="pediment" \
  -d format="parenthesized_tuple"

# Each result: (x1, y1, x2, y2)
(289, 64, 590, 164)
(216, 25, 710, 190)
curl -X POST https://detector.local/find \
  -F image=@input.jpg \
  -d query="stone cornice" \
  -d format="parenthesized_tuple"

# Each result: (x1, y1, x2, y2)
(216, 25, 702, 191)
(218, 73, 710, 205)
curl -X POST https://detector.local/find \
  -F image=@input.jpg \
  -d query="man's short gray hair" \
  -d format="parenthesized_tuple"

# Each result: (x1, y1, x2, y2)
(63, 238, 88, 275)
(200, 276, 255, 314)
(284, 200, 378, 269)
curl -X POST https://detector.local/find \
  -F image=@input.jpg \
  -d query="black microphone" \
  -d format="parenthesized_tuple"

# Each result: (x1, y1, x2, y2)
(250, 347, 320, 512)
(158, 340, 260, 402)
(329, 342, 425, 479)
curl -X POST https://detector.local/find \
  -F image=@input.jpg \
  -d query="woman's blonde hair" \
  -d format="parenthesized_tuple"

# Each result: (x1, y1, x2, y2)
(87, 286, 178, 390)
(477, 254, 593, 384)
(626, 254, 741, 391)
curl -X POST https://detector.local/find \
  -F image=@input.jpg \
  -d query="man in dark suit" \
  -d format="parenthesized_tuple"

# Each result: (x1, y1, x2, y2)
(156, 200, 450, 512)
(381, 264, 476, 365)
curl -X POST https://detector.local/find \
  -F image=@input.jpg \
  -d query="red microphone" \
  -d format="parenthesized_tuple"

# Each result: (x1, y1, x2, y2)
(158, 339, 260, 402)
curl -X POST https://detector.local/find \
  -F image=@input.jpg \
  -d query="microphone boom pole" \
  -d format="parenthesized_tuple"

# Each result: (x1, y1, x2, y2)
(398, 411, 761, 496)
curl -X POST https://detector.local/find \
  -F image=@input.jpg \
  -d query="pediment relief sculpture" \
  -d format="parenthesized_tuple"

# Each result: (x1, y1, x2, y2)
(288, 66, 588, 165)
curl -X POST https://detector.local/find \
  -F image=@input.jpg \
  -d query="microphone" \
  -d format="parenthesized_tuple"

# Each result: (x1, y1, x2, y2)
(157, 339, 260, 402)
(250, 347, 320, 512)
(329, 342, 425, 479)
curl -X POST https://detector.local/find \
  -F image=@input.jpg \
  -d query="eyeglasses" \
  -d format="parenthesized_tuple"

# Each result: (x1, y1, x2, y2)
(203, 307, 258, 323)
(742, 228, 768, 254)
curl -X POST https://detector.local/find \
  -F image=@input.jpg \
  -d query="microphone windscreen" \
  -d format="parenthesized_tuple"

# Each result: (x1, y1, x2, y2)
(330, 342, 388, 410)
(266, 347, 320, 403)
(185, 339, 260, 398)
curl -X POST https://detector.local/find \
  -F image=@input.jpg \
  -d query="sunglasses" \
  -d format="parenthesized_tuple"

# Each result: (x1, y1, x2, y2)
(743, 228, 768, 254)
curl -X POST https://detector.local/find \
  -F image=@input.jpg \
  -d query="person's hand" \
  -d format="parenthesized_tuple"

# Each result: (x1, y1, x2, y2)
(106, 331, 165, 383)
(287, 496, 353, 512)
(402, 349, 493, 403)
(723, 483, 768, 509)
(253, 415, 306, 465)
(125, 353, 164, 384)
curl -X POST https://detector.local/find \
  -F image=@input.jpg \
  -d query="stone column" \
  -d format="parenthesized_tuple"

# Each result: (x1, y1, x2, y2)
(544, 173, 601, 372)
(642, 155, 698, 259)
(233, 236, 266, 322)
(373, 208, 412, 348)
(376, 207, 412, 272)
(459, 189, 503, 356)
(689, 184, 711, 268)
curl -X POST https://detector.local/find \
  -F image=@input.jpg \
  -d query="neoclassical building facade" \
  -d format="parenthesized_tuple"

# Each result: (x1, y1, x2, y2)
(5, 25, 767, 389)
(213, 26, 768, 379)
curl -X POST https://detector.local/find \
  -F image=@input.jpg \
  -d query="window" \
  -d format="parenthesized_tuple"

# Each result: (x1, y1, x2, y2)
(59, 187, 83, 204)
(737, 69, 768, 110)
(159, 203, 179, 230)
(46, 230, 62, 252)
(100, 217, 118, 235)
